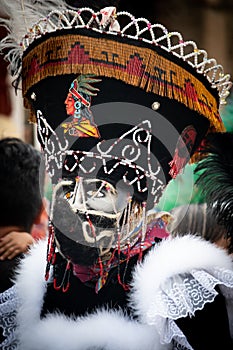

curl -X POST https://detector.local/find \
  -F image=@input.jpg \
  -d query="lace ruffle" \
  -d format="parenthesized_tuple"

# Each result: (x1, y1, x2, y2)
(144, 267, 233, 349)
(0, 285, 20, 350)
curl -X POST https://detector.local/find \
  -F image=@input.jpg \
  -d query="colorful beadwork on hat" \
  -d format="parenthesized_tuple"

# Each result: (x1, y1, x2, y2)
(22, 32, 223, 134)
(3, 5, 231, 104)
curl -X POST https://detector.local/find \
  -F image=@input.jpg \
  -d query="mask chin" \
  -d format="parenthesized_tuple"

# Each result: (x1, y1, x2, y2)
(55, 229, 100, 266)
(51, 177, 145, 265)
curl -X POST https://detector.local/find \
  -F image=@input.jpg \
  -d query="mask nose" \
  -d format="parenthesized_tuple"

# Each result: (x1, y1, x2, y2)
(66, 177, 87, 212)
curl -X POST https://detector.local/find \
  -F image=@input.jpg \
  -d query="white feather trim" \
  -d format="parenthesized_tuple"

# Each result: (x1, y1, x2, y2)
(130, 235, 233, 331)
(18, 309, 168, 350)
(12, 235, 233, 349)
(1, 0, 68, 42)
(128, 235, 233, 349)
(0, 0, 68, 76)
(14, 240, 168, 350)
(15, 239, 48, 328)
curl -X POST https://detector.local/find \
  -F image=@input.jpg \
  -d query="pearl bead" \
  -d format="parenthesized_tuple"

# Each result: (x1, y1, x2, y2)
(151, 102, 160, 110)
(31, 92, 36, 100)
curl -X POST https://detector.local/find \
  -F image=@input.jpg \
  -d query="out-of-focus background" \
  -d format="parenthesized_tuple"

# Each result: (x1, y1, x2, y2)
(0, 0, 232, 210)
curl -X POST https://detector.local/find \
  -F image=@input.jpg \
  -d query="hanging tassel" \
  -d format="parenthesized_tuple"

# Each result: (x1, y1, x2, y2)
(116, 228, 130, 291)
(45, 221, 56, 281)
(119, 241, 131, 291)
(138, 201, 147, 261)
(53, 260, 71, 292)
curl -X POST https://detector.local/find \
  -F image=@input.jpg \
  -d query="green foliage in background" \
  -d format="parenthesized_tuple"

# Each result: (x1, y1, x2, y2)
(220, 93, 233, 133)
(157, 163, 205, 211)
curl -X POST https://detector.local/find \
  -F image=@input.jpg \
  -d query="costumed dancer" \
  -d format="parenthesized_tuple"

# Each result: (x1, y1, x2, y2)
(0, 1, 233, 349)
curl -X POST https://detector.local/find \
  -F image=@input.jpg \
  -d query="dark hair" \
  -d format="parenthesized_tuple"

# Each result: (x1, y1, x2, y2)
(168, 203, 228, 244)
(0, 137, 44, 231)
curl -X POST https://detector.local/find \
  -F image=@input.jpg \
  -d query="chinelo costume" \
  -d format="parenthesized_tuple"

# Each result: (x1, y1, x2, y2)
(0, 1, 233, 349)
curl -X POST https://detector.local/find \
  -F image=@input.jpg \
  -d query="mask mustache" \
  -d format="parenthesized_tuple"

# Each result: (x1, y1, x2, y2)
(52, 195, 100, 265)
(52, 191, 118, 265)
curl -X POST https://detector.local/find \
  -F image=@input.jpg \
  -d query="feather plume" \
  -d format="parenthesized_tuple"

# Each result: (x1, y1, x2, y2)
(195, 132, 233, 241)
(0, 1, 119, 79)
(0, 0, 69, 77)
(76, 74, 101, 96)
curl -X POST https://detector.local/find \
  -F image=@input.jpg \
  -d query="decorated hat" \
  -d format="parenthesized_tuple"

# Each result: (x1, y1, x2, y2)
(1, 0, 232, 289)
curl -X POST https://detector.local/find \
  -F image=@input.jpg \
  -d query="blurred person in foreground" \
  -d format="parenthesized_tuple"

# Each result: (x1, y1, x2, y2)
(0, 137, 46, 291)
(0, 137, 44, 291)
(0, 137, 46, 344)
(0, 137, 44, 292)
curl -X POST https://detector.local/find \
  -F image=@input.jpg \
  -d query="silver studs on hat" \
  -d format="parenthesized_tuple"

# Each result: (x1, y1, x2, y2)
(151, 101, 160, 111)
(31, 92, 36, 101)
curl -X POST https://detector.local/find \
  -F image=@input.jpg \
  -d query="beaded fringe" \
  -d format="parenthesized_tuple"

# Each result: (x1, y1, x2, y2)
(22, 34, 225, 157)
